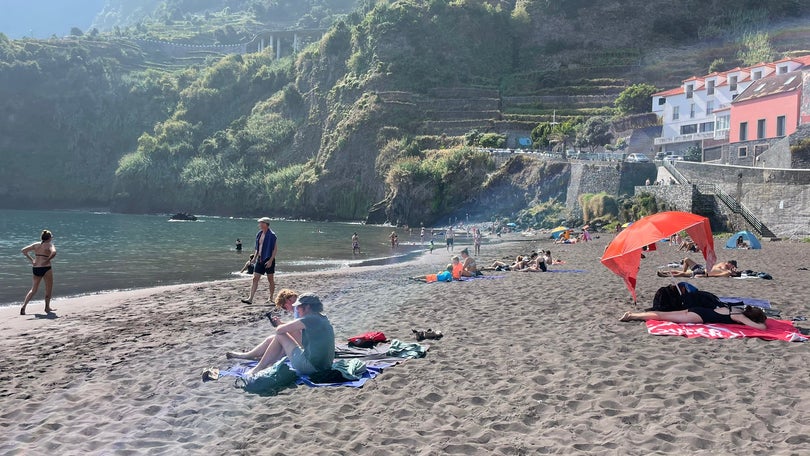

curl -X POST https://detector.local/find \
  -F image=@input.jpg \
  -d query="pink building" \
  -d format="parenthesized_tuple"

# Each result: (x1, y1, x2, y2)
(729, 71, 803, 144)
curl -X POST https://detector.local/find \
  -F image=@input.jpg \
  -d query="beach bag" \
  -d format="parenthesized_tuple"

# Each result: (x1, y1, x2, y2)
(651, 285, 685, 312)
(347, 331, 387, 348)
(240, 360, 298, 396)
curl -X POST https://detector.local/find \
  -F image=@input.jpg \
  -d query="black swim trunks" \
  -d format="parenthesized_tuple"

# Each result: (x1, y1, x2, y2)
(32, 266, 51, 277)
(691, 264, 706, 276)
(254, 259, 276, 275)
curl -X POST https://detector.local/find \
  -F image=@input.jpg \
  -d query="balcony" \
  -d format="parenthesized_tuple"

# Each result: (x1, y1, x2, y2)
(713, 129, 729, 140)
(654, 131, 715, 145)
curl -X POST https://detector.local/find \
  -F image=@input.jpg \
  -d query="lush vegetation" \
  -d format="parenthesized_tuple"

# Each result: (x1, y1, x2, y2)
(2, 0, 810, 223)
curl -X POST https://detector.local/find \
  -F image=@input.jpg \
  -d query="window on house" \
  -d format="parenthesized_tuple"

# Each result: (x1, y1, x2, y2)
(716, 115, 730, 131)
(707, 80, 715, 95)
(690, 104, 695, 118)
(753, 70, 762, 80)
(680, 124, 697, 135)
(755, 144, 769, 156)
(700, 122, 715, 132)
(739, 122, 748, 141)
(738, 146, 748, 158)
(672, 106, 679, 120)
(778, 65, 788, 74)
(757, 119, 766, 139)
(706, 101, 714, 114)
(777, 115, 786, 136)
(730, 76, 738, 91)
(658, 97, 666, 106)
(686, 84, 694, 99)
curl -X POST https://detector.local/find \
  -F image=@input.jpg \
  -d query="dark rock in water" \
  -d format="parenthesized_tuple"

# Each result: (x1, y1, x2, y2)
(365, 201, 388, 225)
(169, 212, 197, 221)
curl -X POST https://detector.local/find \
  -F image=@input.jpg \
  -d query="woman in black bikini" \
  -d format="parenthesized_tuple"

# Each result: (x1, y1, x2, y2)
(619, 304, 767, 329)
(20, 230, 57, 315)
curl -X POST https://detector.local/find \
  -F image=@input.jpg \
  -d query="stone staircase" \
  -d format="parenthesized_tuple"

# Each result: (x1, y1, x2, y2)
(663, 162, 776, 238)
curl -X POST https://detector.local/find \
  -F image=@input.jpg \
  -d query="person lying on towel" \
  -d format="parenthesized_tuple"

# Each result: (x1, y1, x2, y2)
(226, 293, 335, 376)
(619, 304, 767, 329)
(410, 256, 463, 282)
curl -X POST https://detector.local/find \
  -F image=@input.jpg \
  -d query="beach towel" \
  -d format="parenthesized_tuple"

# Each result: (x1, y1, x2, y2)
(213, 340, 429, 391)
(645, 319, 808, 342)
(459, 275, 504, 281)
(216, 359, 392, 389)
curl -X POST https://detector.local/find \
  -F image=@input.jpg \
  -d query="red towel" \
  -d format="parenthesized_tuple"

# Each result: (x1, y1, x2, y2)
(646, 319, 808, 342)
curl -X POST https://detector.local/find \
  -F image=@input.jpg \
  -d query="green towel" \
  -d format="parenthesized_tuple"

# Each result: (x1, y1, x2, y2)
(332, 358, 368, 380)
(386, 339, 428, 359)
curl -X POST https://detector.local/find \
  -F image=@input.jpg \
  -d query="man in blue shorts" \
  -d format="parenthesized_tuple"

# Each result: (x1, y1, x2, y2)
(242, 217, 278, 304)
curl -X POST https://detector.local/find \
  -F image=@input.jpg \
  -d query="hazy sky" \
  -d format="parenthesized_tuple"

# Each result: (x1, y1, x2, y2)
(0, 0, 106, 38)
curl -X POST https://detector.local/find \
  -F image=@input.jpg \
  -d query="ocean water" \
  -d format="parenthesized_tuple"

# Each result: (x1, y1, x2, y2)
(0, 209, 425, 307)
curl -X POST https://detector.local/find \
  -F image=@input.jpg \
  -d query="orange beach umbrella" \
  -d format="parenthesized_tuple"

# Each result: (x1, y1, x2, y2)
(601, 211, 716, 301)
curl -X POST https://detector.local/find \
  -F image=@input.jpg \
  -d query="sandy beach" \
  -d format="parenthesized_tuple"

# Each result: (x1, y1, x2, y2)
(2, 233, 810, 455)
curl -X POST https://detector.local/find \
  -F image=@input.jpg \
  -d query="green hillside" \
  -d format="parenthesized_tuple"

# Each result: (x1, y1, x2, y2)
(1, 0, 809, 223)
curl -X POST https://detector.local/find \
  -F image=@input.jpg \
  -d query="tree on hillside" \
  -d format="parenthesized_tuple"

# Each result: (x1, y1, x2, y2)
(548, 122, 577, 159)
(576, 116, 612, 152)
(614, 83, 658, 115)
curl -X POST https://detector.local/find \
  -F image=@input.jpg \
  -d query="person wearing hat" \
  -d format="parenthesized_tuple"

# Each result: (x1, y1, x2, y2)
(229, 293, 335, 377)
(241, 217, 278, 304)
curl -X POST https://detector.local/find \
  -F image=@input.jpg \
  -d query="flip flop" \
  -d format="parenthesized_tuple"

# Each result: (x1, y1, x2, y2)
(240, 299, 252, 304)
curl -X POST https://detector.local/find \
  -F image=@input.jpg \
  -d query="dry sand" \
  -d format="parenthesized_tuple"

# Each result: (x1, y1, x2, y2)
(2, 234, 810, 455)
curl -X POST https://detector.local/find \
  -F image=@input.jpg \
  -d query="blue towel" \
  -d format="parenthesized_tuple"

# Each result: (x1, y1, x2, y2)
(217, 359, 398, 389)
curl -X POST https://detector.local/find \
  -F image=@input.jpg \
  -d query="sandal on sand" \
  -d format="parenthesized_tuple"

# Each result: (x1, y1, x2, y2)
(240, 298, 252, 304)
(656, 270, 669, 277)
(202, 368, 220, 382)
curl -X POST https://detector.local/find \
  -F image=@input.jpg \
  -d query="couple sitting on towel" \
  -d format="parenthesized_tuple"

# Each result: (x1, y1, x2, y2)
(226, 289, 335, 377)
(619, 283, 766, 329)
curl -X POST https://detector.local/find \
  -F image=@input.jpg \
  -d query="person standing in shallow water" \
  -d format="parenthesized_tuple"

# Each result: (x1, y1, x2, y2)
(352, 232, 360, 255)
(235, 238, 242, 252)
(21, 230, 57, 315)
(241, 217, 277, 305)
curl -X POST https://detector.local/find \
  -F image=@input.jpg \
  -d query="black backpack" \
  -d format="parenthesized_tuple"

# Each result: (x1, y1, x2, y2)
(651, 285, 685, 312)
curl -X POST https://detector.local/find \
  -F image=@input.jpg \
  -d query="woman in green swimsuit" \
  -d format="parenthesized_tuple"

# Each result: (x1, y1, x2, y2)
(21, 230, 57, 315)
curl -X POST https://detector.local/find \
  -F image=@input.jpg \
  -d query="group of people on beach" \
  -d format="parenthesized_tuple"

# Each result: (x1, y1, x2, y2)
(230, 217, 336, 377)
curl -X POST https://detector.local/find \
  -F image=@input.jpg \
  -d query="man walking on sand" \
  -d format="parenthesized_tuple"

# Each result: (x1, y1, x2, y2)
(242, 217, 277, 304)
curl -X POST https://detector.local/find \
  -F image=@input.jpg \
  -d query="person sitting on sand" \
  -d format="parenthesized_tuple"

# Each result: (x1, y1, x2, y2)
(735, 235, 749, 249)
(240, 254, 256, 275)
(227, 293, 334, 377)
(459, 248, 480, 277)
(516, 252, 547, 272)
(678, 238, 699, 252)
(658, 259, 739, 278)
(619, 304, 767, 330)
(486, 255, 527, 271)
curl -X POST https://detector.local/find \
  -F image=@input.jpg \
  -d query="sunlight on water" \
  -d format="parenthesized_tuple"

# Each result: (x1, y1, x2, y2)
(0, 209, 427, 306)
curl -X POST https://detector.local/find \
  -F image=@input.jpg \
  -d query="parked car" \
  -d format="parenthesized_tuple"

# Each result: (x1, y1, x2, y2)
(663, 155, 684, 163)
(625, 153, 651, 163)
(654, 152, 667, 160)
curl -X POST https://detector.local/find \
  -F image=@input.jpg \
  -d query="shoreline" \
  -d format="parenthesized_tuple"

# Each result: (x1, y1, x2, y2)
(0, 242, 433, 309)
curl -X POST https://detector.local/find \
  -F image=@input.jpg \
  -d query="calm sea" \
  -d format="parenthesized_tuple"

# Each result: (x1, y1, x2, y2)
(0, 209, 425, 307)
